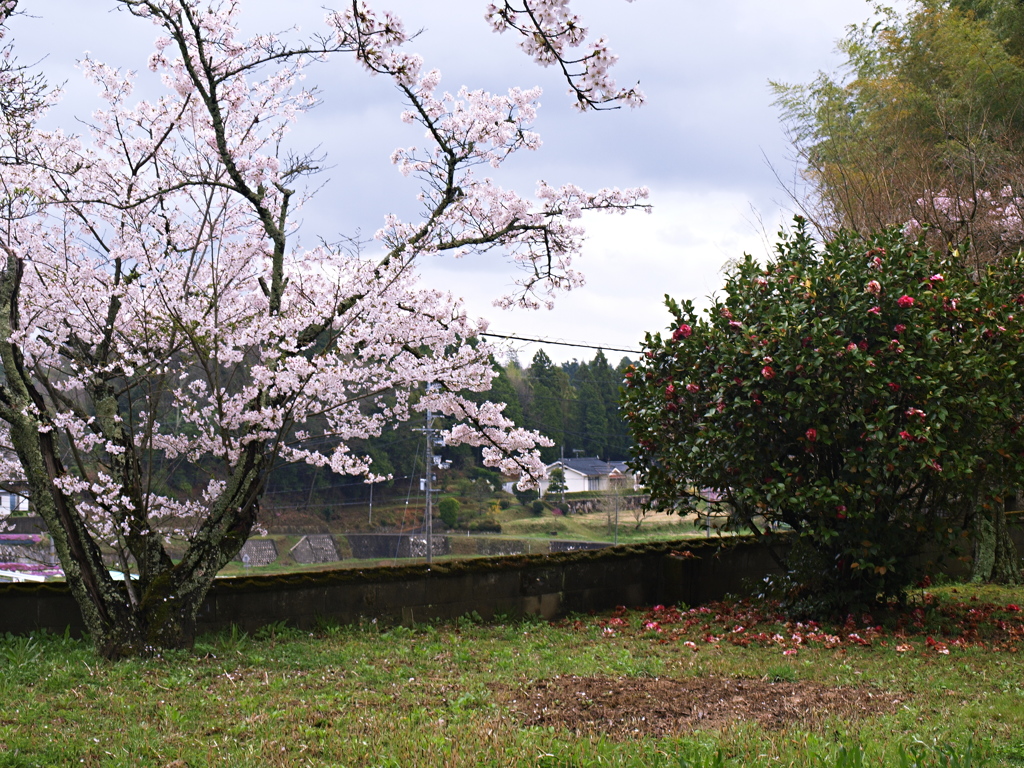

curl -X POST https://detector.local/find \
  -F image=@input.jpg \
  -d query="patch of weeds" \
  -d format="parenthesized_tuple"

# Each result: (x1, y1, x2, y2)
(253, 619, 293, 641)
(764, 664, 798, 683)
(213, 623, 250, 655)
(675, 750, 727, 768)
(384, 624, 416, 640)
(455, 610, 485, 628)
(612, 647, 663, 678)
(1, 634, 42, 668)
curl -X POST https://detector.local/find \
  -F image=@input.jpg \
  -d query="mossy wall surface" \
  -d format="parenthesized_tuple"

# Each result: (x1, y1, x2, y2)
(2, 519, 1021, 638)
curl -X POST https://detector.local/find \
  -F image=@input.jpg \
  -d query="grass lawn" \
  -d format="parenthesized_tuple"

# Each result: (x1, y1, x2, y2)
(499, 510, 714, 544)
(1, 583, 1023, 767)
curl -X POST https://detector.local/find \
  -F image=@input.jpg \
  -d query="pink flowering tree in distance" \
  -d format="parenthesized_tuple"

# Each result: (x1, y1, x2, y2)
(624, 221, 1024, 614)
(0, 0, 648, 657)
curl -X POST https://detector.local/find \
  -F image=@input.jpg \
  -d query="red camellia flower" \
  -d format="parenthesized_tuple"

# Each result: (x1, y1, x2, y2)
(899, 430, 913, 440)
(868, 306, 881, 315)
(806, 428, 817, 442)
(672, 324, 692, 341)
(686, 383, 700, 393)
(894, 323, 907, 334)
(665, 384, 675, 398)
(897, 295, 915, 308)
(761, 365, 775, 380)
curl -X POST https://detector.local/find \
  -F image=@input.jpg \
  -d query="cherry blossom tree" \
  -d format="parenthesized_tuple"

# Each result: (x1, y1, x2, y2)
(0, 0, 648, 657)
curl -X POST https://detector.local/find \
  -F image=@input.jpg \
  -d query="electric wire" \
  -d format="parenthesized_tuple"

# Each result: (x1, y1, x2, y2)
(481, 332, 640, 355)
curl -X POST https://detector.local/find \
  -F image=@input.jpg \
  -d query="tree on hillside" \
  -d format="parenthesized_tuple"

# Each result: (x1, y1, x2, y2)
(525, 350, 570, 462)
(545, 466, 568, 501)
(774, 2, 1024, 269)
(624, 222, 1024, 613)
(0, 0, 648, 657)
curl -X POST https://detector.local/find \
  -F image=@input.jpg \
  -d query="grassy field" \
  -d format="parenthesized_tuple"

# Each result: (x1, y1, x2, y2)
(498, 509, 714, 544)
(2, 583, 1023, 767)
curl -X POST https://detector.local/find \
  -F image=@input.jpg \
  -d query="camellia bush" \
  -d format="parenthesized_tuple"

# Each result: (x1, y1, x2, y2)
(624, 220, 1024, 612)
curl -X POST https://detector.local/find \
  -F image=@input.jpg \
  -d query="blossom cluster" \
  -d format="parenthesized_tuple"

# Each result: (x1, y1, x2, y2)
(0, 0, 646, 564)
(485, 0, 644, 110)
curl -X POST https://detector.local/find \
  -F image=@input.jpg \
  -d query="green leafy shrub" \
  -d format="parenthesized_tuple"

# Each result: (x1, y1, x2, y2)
(531, 500, 546, 516)
(514, 486, 539, 506)
(438, 496, 461, 528)
(624, 221, 1024, 612)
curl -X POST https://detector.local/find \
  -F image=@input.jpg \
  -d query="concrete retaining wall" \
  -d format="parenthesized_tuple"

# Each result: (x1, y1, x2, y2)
(2, 520, 1022, 639)
(0, 537, 774, 637)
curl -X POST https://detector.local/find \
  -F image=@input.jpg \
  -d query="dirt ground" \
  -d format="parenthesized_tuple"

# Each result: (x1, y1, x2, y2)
(493, 675, 905, 738)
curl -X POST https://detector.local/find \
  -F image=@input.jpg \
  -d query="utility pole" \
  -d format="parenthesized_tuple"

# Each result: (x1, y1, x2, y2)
(424, 410, 434, 564)
(416, 383, 450, 564)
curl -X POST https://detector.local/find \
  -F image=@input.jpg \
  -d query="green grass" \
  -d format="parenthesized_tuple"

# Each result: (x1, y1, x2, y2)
(499, 509, 713, 544)
(1, 584, 1023, 766)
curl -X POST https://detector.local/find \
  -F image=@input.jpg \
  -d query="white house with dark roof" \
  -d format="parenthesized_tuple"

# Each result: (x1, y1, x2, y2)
(540, 457, 636, 495)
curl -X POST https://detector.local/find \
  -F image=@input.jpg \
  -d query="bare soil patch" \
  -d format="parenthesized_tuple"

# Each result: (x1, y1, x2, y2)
(494, 675, 905, 738)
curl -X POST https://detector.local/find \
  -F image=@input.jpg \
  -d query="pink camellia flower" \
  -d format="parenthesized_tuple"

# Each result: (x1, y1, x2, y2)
(665, 384, 675, 398)
(728, 320, 743, 330)
(866, 280, 881, 294)
(761, 365, 775, 380)
(672, 324, 692, 341)
(888, 382, 901, 391)
(868, 306, 881, 315)
(899, 430, 914, 440)
(897, 295, 915, 308)
(894, 324, 907, 334)
(929, 274, 944, 283)
(806, 428, 817, 442)
(686, 383, 700, 393)
(847, 342, 858, 352)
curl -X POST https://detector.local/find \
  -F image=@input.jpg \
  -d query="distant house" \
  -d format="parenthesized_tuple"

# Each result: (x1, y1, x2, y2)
(0, 489, 29, 515)
(540, 457, 635, 495)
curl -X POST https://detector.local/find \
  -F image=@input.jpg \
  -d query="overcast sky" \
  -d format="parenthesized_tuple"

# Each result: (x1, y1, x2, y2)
(6, 0, 905, 365)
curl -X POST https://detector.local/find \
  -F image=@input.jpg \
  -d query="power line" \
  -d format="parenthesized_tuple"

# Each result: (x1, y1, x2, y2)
(480, 332, 640, 355)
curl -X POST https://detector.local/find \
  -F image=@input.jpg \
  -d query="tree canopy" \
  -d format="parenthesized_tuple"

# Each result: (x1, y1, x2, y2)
(774, 1, 1024, 269)
(0, 0, 647, 657)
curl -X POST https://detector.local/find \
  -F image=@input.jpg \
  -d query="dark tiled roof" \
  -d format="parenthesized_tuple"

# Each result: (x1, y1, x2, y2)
(550, 457, 630, 477)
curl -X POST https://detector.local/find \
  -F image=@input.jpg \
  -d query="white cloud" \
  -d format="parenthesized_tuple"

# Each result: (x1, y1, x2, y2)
(419, 186, 782, 364)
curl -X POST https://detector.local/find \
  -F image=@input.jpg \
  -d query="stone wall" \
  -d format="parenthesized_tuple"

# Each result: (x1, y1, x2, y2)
(2, 521, 1022, 639)
(0, 537, 775, 637)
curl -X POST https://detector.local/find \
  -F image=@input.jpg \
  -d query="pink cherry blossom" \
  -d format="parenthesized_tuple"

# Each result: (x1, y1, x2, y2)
(0, 0, 647, 653)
